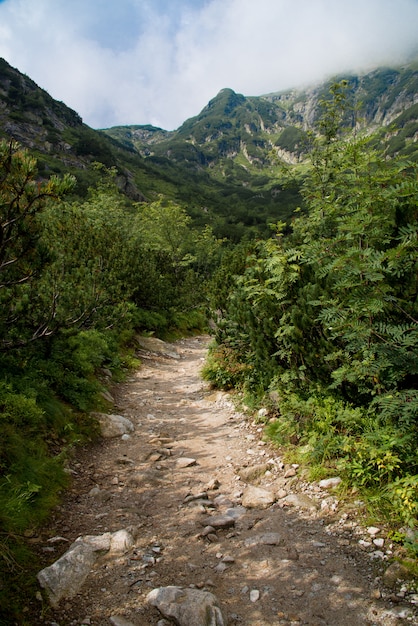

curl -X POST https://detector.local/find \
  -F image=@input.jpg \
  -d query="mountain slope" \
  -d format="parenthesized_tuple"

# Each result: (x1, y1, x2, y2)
(1, 57, 417, 240)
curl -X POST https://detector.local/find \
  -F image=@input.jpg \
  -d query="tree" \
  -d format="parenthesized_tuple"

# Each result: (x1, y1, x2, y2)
(0, 140, 75, 350)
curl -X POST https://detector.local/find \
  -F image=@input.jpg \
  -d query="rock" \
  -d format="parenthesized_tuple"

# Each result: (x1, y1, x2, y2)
(100, 390, 114, 404)
(135, 336, 180, 359)
(224, 507, 247, 521)
(284, 493, 318, 511)
(37, 529, 133, 606)
(206, 478, 221, 490)
(383, 561, 415, 588)
(92, 413, 134, 438)
(238, 463, 271, 483)
(284, 467, 297, 478)
(241, 486, 276, 509)
(244, 533, 283, 547)
(37, 542, 99, 607)
(201, 515, 235, 530)
(176, 457, 197, 468)
(250, 589, 260, 602)
(318, 477, 342, 489)
(213, 494, 234, 508)
(109, 617, 136, 626)
(109, 530, 134, 556)
(147, 586, 225, 626)
(373, 537, 385, 548)
(277, 488, 288, 499)
(367, 526, 380, 536)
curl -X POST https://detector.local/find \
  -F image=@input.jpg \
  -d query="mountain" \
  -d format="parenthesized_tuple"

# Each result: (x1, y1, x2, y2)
(1, 57, 417, 240)
(105, 63, 418, 168)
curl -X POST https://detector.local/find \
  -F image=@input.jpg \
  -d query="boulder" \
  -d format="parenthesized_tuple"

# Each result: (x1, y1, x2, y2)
(92, 413, 134, 438)
(147, 586, 225, 626)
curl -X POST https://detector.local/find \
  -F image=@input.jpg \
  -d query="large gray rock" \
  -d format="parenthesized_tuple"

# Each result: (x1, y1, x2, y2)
(147, 586, 225, 626)
(37, 529, 134, 606)
(92, 412, 134, 438)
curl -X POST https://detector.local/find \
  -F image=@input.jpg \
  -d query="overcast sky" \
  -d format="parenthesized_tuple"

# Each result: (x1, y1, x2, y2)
(0, 0, 417, 130)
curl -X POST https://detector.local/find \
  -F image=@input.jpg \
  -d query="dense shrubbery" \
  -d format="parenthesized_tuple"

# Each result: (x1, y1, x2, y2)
(205, 83, 418, 530)
(0, 140, 220, 621)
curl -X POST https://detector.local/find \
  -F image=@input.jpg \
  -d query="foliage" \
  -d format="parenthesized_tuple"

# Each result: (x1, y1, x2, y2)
(206, 82, 418, 526)
(0, 143, 222, 621)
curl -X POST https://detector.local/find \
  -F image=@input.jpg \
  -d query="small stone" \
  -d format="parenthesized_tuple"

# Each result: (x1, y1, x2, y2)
(221, 555, 235, 563)
(277, 488, 288, 499)
(176, 458, 197, 469)
(214, 562, 227, 573)
(284, 467, 296, 478)
(201, 515, 235, 530)
(373, 537, 384, 548)
(367, 526, 380, 536)
(238, 463, 271, 483)
(284, 493, 318, 511)
(244, 533, 283, 547)
(250, 589, 260, 602)
(242, 486, 276, 509)
(206, 479, 221, 490)
(319, 477, 342, 489)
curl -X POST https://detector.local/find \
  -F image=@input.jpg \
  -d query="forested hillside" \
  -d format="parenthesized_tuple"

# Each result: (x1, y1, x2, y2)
(0, 57, 417, 623)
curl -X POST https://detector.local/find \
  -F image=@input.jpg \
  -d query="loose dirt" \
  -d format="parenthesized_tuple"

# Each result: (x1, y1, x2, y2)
(37, 336, 416, 625)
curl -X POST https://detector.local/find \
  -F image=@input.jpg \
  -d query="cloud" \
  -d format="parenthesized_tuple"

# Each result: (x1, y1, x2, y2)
(0, 0, 417, 129)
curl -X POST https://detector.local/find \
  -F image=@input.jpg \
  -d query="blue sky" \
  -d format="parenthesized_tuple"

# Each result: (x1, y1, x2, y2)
(0, 0, 417, 130)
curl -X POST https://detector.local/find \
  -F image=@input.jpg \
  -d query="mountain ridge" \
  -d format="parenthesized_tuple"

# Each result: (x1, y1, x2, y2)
(1, 56, 417, 239)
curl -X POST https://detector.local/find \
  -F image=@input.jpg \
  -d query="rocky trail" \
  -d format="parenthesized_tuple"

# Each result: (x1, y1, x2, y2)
(35, 336, 417, 626)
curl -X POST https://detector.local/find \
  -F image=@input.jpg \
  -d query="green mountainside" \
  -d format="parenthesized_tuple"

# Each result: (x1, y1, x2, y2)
(1, 57, 418, 239)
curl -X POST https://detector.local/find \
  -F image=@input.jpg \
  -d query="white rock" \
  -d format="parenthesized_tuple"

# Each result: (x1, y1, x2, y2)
(319, 477, 342, 489)
(250, 589, 260, 602)
(373, 537, 385, 548)
(109, 530, 134, 556)
(367, 526, 380, 536)
(176, 457, 197, 468)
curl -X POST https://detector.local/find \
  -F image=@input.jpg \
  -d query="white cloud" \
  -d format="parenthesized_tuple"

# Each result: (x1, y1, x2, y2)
(0, 0, 417, 129)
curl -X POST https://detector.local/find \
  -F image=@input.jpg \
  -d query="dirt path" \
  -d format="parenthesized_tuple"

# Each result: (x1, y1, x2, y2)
(39, 336, 416, 626)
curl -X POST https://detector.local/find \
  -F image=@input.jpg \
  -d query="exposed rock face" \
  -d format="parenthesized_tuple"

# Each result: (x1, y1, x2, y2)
(147, 586, 226, 626)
